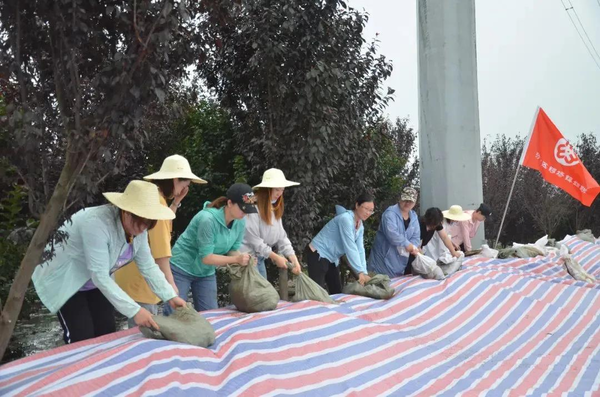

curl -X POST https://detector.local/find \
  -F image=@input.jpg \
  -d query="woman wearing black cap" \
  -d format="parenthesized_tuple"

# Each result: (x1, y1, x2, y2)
(165, 183, 258, 313)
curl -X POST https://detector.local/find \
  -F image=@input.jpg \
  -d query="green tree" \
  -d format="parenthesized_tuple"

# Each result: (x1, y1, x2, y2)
(198, 0, 394, 248)
(0, 0, 211, 359)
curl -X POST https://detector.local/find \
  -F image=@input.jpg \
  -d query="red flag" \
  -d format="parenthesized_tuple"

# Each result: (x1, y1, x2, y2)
(520, 107, 600, 206)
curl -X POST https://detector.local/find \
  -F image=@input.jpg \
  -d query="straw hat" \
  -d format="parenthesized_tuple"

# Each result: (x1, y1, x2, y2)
(253, 168, 300, 189)
(144, 155, 207, 184)
(443, 205, 471, 221)
(103, 180, 175, 220)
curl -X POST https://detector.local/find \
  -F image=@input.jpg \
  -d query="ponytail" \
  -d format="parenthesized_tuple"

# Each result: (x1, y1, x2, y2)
(208, 196, 228, 209)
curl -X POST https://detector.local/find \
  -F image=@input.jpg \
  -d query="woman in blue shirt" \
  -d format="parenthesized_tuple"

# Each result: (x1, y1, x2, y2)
(305, 193, 375, 294)
(368, 187, 420, 277)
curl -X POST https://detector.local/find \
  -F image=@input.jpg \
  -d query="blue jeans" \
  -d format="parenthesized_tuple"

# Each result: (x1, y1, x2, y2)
(256, 257, 267, 279)
(163, 264, 218, 315)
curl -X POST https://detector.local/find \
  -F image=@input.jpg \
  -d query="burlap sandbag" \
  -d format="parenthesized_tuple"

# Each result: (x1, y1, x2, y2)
(287, 262, 336, 304)
(576, 229, 596, 243)
(140, 303, 215, 347)
(228, 257, 280, 313)
(498, 245, 544, 259)
(342, 274, 396, 300)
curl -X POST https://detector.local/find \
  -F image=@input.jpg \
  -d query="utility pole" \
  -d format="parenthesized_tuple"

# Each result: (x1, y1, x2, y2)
(417, 0, 485, 247)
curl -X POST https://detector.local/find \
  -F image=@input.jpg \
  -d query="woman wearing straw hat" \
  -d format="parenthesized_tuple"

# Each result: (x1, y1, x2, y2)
(444, 204, 491, 252)
(31, 181, 187, 344)
(306, 192, 375, 294)
(115, 155, 206, 327)
(368, 187, 421, 278)
(165, 183, 258, 314)
(240, 168, 302, 279)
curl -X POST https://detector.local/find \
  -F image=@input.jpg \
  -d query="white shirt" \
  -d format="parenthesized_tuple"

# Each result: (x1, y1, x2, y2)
(241, 210, 295, 258)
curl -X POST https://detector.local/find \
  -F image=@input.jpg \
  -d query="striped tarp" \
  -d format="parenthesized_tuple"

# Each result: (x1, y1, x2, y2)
(1, 236, 599, 396)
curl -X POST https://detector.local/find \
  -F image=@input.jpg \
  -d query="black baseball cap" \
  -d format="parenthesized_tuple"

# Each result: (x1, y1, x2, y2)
(226, 183, 258, 214)
(476, 203, 492, 218)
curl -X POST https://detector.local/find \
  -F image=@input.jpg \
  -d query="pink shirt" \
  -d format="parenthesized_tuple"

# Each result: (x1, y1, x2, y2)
(446, 210, 481, 251)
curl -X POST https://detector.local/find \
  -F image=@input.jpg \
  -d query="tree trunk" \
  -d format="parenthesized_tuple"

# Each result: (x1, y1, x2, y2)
(0, 149, 84, 361)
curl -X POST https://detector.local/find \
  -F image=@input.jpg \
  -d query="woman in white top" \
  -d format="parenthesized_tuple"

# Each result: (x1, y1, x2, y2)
(241, 169, 302, 278)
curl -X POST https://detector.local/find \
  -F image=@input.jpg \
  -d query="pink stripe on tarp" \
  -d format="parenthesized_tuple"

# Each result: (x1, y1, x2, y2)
(38, 312, 355, 396)
(508, 292, 600, 396)
(465, 286, 589, 394)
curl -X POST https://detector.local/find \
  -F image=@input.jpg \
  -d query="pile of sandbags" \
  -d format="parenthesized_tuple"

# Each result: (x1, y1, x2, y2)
(498, 235, 548, 259)
(342, 274, 396, 299)
(140, 303, 215, 347)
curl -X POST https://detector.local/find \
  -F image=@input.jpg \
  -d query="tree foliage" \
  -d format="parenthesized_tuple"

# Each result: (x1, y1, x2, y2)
(0, 0, 212, 359)
(197, 0, 395, 248)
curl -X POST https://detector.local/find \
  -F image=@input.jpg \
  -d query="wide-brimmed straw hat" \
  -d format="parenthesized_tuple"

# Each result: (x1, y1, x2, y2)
(103, 180, 175, 220)
(443, 205, 471, 221)
(253, 168, 300, 189)
(144, 155, 207, 184)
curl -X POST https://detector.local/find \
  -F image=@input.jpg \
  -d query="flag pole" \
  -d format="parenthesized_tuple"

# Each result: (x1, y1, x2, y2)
(494, 107, 541, 249)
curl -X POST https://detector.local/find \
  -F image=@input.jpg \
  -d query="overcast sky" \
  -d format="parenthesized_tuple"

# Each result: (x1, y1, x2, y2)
(349, 0, 600, 145)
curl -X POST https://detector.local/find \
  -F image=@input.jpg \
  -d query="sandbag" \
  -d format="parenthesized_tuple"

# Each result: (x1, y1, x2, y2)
(560, 245, 596, 284)
(438, 256, 464, 277)
(412, 254, 445, 280)
(480, 244, 499, 259)
(576, 229, 596, 243)
(342, 274, 395, 299)
(228, 257, 280, 313)
(514, 245, 545, 258)
(140, 303, 215, 347)
(288, 262, 336, 304)
(497, 247, 517, 259)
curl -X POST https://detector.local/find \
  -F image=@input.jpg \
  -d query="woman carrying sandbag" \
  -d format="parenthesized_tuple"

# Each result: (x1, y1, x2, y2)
(368, 187, 420, 278)
(241, 168, 302, 279)
(32, 181, 187, 344)
(405, 207, 461, 274)
(115, 155, 206, 327)
(165, 183, 257, 313)
(305, 193, 375, 294)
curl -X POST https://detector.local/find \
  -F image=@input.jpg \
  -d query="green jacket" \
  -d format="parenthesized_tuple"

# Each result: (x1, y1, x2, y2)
(171, 202, 246, 277)
(32, 205, 177, 319)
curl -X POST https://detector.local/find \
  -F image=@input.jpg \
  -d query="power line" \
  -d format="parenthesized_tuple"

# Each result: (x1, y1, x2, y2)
(567, 0, 600, 61)
(560, 0, 600, 71)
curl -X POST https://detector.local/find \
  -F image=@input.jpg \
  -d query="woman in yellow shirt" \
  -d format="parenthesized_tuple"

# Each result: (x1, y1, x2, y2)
(115, 155, 206, 326)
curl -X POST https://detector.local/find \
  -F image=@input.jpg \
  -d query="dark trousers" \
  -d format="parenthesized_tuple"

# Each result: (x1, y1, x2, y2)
(57, 288, 116, 344)
(305, 246, 342, 294)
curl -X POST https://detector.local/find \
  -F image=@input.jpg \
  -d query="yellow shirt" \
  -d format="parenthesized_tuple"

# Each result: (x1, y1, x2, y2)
(114, 195, 173, 304)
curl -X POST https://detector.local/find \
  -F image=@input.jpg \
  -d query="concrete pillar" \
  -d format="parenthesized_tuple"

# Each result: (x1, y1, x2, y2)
(417, 0, 485, 248)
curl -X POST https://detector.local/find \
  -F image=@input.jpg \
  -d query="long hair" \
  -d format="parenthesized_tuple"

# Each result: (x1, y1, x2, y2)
(256, 188, 284, 225)
(208, 197, 228, 209)
(152, 178, 190, 200)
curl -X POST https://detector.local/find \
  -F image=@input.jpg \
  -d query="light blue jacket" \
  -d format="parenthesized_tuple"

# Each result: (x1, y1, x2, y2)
(171, 202, 246, 278)
(32, 205, 177, 319)
(310, 205, 367, 275)
(368, 204, 420, 277)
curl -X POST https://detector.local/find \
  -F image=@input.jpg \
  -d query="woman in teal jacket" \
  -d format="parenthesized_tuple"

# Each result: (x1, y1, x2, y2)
(305, 193, 375, 294)
(32, 181, 187, 344)
(166, 183, 258, 313)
